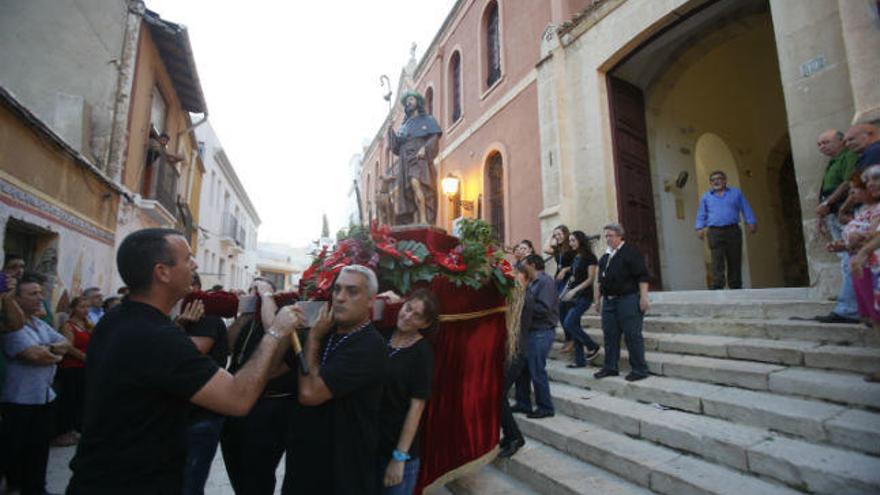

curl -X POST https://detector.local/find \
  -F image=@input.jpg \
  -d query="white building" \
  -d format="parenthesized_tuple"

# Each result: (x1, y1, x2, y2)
(256, 242, 312, 292)
(195, 122, 260, 291)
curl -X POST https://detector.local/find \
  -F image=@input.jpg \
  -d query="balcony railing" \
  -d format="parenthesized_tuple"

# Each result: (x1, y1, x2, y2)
(221, 212, 246, 248)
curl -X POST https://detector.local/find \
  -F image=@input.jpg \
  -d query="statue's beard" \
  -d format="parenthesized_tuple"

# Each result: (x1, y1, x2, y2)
(405, 106, 417, 117)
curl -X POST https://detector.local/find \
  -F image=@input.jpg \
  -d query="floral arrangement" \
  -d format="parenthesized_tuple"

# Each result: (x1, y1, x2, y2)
(299, 219, 515, 299)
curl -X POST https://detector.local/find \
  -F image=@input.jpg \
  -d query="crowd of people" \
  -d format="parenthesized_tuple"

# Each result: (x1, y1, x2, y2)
(0, 229, 440, 495)
(813, 123, 880, 382)
(1, 123, 878, 493)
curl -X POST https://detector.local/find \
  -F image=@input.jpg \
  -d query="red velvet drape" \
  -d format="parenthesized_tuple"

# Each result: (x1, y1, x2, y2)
(387, 228, 507, 494)
(414, 280, 506, 493)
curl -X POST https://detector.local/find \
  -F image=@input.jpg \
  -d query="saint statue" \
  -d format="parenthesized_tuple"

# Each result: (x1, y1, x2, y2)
(388, 90, 442, 225)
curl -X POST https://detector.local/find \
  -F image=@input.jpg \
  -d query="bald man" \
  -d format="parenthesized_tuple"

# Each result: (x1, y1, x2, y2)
(844, 123, 880, 172)
(816, 129, 858, 238)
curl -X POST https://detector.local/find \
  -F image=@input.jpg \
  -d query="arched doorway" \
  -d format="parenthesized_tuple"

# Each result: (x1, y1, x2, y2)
(607, 0, 808, 290)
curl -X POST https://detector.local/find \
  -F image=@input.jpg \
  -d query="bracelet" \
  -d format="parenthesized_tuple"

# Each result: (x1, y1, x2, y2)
(265, 327, 283, 340)
(260, 292, 275, 298)
(392, 449, 410, 462)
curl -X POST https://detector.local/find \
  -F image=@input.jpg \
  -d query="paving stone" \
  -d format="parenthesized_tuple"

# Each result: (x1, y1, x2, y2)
(446, 464, 539, 495)
(824, 408, 880, 456)
(747, 437, 880, 494)
(649, 454, 803, 495)
(656, 334, 739, 358)
(551, 382, 663, 436)
(726, 338, 816, 365)
(639, 409, 771, 471)
(517, 413, 591, 454)
(701, 386, 843, 442)
(566, 424, 682, 487)
(618, 375, 722, 413)
(495, 439, 654, 495)
(583, 315, 867, 344)
(768, 367, 880, 408)
(662, 354, 786, 390)
(424, 485, 455, 495)
(803, 345, 880, 374)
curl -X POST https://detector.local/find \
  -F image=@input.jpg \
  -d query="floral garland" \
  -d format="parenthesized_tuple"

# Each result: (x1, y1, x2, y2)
(299, 220, 514, 299)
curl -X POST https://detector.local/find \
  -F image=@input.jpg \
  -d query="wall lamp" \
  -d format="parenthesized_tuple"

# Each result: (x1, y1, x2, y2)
(441, 174, 473, 212)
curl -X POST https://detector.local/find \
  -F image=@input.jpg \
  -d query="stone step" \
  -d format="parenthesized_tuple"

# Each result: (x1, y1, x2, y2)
(445, 464, 540, 495)
(549, 344, 880, 408)
(579, 329, 880, 373)
(645, 300, 834, 320)
(492, 439, 653, 495)
(544, 360, 880, 456)
(516, 412, 802, 495)
(540, 380, 880, 493)
(580, 315, 872, 346)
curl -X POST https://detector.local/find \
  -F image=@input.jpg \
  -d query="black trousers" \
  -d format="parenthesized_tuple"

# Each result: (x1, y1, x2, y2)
(57, 366, 86, 434)
(0, 402, 54, 495)
(707, 225, 743, 289)
(500, 352, 527, 444)
(220, 396, 297, 495)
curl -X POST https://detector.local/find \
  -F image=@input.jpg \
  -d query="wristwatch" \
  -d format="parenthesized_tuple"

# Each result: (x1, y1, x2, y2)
(266, 327, 284, 340)
(392, 449, 411, 462)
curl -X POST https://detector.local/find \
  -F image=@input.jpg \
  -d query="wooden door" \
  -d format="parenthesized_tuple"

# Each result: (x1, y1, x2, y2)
(608, 76, 663, 289)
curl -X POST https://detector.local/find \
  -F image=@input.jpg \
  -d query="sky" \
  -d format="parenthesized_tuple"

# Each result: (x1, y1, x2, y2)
(145, 0, 458, 247)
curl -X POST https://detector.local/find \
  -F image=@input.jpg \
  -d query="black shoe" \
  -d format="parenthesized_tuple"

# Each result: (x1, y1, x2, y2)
(526, 410, 554, 419)
(814, 312, 860, 324)
(625, 372, 649, 382)
(593, 369, 619, 379)
(586, 348, 601, 361)
(566, 363, 586, 368)
(510, 404, 532, 414)
(498, 437, 525, 458)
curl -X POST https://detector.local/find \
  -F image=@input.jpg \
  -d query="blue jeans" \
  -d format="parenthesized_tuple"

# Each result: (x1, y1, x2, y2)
(557, 279, 571, 342)
(562, 296, 600, 366)
(834, 252, 859, 319)
(183, 413, 225, 495)
(600, 293, 649, 376)
(525, 328, 555, 414)
(378, 457, 421, 495)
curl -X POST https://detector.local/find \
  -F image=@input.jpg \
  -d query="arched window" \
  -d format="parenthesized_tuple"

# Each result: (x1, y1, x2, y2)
(425, 86, 434, 116)
(449, 51, 462, 124)
(484, 1, 501, 88)
(486, 152, 504, 242)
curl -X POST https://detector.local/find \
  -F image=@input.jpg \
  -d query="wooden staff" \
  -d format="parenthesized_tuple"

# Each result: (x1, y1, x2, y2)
(290, 330, 309, 375)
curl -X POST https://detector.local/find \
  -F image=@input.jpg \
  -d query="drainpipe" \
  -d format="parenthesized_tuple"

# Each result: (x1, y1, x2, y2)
(179, 112, 209, 137)
(106, 0, 145, 186)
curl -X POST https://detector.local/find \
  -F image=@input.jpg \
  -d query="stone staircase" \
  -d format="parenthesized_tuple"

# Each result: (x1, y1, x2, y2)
(443, 290, 880, 495)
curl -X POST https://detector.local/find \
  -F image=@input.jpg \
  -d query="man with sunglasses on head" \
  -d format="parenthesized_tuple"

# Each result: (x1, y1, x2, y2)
(695, 171, 757, 290)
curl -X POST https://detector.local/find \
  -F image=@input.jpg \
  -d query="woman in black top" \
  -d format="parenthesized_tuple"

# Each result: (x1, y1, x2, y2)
(560, 231, 601, 368)
(543, 225, 575, 352)
(378, 289, 439, 495)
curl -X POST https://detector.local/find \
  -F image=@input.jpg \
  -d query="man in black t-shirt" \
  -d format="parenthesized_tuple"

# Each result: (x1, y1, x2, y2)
(66, 229, 300, 494)
(594, 223, 651, 382)
(284, 265, 386, 495)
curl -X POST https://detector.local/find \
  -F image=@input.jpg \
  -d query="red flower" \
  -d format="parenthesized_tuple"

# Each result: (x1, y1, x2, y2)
(403, 250, 421, 265)
(495, 259, 514, 279)
(376, 241, 402, 259)
(433, 250, 467, 272)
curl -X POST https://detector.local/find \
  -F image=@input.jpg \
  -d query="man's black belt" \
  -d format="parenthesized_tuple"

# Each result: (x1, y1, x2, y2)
(708, 224, 739, 230)
(604, 292, 637, 300)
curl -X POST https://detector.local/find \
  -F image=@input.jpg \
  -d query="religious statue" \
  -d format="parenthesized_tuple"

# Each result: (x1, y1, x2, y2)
(376, 163, 396, 226)
(388, 90, 442, 225)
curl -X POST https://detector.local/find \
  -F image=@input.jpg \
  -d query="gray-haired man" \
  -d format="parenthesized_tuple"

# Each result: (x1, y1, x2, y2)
(286, 265, 387, 495)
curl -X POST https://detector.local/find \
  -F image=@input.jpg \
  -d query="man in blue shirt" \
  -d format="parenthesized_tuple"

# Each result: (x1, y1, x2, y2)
(1, 272, 69, 495)
(695, 171, 757, 289)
